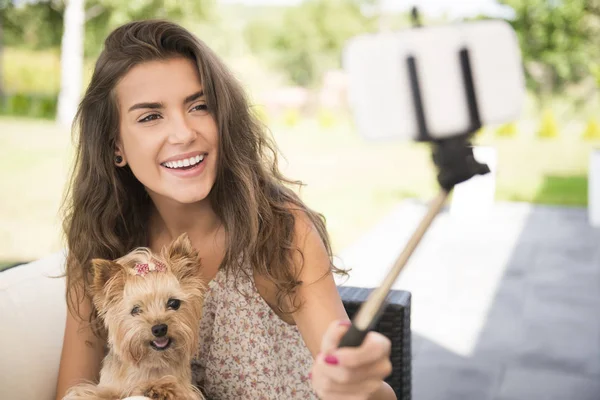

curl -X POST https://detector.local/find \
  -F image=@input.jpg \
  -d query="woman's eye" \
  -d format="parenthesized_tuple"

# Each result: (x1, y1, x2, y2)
(190, 104, 208, 113)
(131, 305, 142, 316)
(167, 298, 181, 310)
(139, 113, 161, 123)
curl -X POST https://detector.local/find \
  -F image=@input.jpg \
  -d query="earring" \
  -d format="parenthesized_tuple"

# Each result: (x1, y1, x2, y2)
(115, 155, 123, 165)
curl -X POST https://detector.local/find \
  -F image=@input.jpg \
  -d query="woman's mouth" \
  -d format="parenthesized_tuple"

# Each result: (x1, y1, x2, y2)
(161, 154, 205, 170)
(160, 154, 207, 177)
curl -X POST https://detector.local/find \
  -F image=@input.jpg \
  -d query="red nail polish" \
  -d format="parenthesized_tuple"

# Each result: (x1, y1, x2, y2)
(324, 355, 339, 365)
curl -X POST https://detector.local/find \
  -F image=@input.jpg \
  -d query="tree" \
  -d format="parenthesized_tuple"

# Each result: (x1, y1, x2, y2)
(0, 1, 5, 100)
(498, 0, 600, 102)
(245, 0, 378, 87)
(57, 0, 85, 127)
(56, 0, 215, 127)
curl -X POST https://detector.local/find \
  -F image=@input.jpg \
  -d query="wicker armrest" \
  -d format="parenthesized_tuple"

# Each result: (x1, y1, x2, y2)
(338, 286, 412, 400)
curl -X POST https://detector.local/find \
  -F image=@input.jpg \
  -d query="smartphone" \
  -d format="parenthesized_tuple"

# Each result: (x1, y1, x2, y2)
(343, 19, 526, 141)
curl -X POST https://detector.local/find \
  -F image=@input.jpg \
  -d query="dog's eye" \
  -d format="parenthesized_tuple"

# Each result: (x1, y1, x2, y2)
(131, 305, 142, 316)
(167, 299, 181, 310)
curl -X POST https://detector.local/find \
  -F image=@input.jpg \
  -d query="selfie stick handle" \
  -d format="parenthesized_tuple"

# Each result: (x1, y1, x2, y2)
(338, 190, 448, 347)
(339, 7, 490, 348)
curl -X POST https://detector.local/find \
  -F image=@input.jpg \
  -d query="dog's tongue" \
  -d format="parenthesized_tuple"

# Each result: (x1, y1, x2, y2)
(152, 337, 169, 348)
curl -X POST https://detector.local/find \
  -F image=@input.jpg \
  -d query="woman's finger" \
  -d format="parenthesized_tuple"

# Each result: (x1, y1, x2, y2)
(320, 319, 352, 355)
(311, 364, 382, 398)
(311, 367, 382, 399)
(334, 331, 391, 368)
(315, 353, 392, 385)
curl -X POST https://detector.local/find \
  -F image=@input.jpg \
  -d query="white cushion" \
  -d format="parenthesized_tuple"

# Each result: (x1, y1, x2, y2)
(0, 251, 67, 400)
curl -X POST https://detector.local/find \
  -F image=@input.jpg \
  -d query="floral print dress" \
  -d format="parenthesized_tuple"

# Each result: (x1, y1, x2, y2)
(191, 266, 319, 399)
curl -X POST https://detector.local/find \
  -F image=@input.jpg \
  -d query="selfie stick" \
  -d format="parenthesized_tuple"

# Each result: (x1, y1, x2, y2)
(339, 8, 491, 348)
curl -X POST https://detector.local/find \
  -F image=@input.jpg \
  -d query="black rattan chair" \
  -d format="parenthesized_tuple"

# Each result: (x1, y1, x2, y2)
(1, 262, 412, 398)
(338, 286, 412, 400)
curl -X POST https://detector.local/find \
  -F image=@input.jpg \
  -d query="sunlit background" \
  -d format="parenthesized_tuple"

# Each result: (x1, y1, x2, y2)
(2, 0, 599, 263)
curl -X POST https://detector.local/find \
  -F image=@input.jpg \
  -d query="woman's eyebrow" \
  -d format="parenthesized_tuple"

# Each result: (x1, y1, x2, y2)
(127, 91, 204, 112)
(184, 90, 204, 104)
(128, 101, 164, 112)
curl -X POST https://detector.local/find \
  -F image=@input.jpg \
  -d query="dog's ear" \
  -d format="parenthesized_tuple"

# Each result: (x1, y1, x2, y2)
(164, 233, 202, 281)
(91, 258, 123, 296)
(166, 232, 195, 258)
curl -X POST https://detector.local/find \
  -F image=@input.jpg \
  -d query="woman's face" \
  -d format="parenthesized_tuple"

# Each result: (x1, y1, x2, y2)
(115, 57, 218, 205)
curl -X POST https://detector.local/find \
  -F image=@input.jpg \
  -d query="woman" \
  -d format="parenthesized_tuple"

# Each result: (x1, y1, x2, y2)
(56, 19, 395, 400)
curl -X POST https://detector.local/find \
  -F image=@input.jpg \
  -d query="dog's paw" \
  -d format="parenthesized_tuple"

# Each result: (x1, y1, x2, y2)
(63, 383, 122, 400)
(143, 377, 189, 400)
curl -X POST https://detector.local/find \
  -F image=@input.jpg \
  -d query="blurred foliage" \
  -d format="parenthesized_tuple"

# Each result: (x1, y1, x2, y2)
(250, 104, 270, 125)
(0, 92, 57, 119)
(1, 1, 64, 50)
(0, 0, 214, 116)
(3, 48, 62, 94)
(244, 0, 378, 86)
(84, 0, 215, 58)
(317, 108, 337, 129)
(496, 122, 518, 138)
(537, 109, 559, 139)
(3, 0, 600, 107)
(282, 108, 300, 127)
(582, 118, 600, 141)
(499, 0, 600, 100)
(473, 126, 487, 138)
(2, 0, 214, 58)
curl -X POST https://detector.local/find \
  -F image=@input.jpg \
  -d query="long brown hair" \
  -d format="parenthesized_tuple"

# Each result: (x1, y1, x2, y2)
(61, 19, 346, 332)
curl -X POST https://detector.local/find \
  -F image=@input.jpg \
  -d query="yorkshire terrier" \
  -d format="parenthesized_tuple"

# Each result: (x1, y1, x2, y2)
(64, 233, 207, 400)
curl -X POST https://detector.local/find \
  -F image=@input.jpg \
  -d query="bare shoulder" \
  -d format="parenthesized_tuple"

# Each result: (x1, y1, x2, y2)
(286, 205, 349, 357)
(253, 205, 331, 321)
(288, 206, 332, 280)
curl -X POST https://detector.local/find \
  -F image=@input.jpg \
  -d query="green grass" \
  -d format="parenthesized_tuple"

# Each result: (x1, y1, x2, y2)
(3, 47, 96, 95)
(0, 116, 597, 264)
(0, 117, 73, 262)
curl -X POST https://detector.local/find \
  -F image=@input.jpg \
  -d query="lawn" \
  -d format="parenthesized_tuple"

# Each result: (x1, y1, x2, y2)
(0, 116, 596, 266)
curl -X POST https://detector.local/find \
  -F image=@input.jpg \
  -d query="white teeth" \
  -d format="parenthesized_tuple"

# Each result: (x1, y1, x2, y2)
(162, 154, 205, 169)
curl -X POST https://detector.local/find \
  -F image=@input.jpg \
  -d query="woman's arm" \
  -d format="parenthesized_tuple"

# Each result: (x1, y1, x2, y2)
(55, 289, 105, 400)
(290, 213, 396, 400)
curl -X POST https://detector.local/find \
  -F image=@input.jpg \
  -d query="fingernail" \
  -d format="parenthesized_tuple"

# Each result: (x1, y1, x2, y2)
(324, 355, 339, 365)
(308, 372, 312, 379)
(339, 320, 352, 327)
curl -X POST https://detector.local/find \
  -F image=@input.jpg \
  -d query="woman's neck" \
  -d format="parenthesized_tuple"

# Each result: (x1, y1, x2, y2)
(149, 195, 221, 244)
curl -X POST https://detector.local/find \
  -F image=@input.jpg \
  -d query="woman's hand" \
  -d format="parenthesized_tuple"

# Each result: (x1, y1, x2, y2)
(309, 320, 393, 400)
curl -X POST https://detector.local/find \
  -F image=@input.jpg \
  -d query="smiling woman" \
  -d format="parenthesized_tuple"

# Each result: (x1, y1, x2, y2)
(55, 19, 396, 400)
(114, 58, 218, 205)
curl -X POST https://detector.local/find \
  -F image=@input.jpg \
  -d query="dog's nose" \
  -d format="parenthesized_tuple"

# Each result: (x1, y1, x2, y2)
(151, 324, 168, 337)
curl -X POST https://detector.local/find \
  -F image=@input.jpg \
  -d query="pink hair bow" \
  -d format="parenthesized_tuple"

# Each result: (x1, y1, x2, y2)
(134, 259, 167, 276)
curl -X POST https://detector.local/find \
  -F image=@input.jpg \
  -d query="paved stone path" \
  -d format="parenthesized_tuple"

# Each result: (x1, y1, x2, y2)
(336, 200, 600, 400)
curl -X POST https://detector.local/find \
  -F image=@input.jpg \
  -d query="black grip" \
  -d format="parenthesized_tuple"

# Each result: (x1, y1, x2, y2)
(338, 324, 369, 348)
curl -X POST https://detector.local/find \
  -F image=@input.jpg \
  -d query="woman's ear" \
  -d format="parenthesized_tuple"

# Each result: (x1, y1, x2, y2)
(114, 145, 127, 167)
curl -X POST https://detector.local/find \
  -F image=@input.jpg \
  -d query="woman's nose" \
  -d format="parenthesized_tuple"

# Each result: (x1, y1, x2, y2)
(168, 116, 197, 145)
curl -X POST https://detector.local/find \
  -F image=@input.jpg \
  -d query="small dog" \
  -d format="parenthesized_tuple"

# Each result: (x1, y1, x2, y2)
(64, 233, 207, 400)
